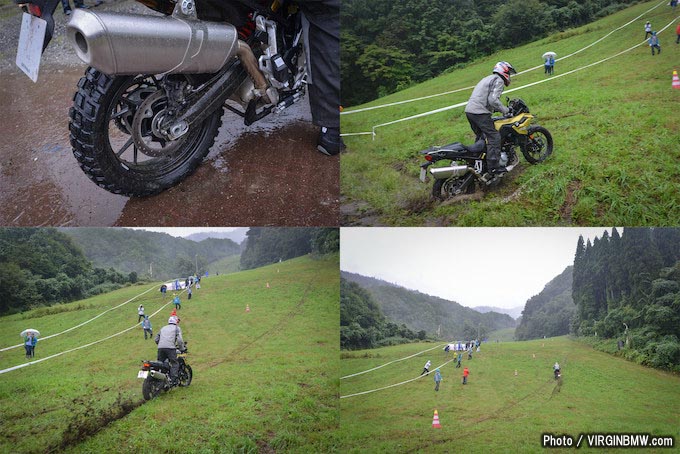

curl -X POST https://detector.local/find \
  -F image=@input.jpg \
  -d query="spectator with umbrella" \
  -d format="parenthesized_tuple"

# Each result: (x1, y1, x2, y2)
(542, 52, 556, 75)
(21, 329, 39, 359)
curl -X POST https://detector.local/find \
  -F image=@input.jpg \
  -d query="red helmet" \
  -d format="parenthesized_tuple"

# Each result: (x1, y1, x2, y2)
(493, 61, 517, 86)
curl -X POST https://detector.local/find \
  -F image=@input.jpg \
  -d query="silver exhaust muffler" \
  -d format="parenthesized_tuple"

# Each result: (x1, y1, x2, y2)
(149, 370, 168, 381)
(66, 9, 239, 75)
(430, 165, 469, 180)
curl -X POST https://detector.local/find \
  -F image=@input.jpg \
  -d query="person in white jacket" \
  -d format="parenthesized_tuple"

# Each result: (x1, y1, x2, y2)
(420, 360, 432, 376)
(155, 316, 186, 385)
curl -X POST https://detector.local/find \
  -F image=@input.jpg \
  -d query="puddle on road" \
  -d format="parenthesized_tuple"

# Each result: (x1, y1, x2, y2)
(0, 68, 336, 226)
(0, 68, 126, 226)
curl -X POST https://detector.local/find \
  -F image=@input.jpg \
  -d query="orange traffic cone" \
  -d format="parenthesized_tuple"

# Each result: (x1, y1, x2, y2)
(673, 70, 680, 90)
(432, 410, 442, 428)
(245, 304, 250, 312)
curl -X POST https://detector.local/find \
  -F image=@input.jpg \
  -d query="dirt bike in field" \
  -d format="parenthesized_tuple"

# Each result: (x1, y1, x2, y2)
(14, 0, 307, 196)
(419, 98, 553, 200)
(138, 345, 192, 400)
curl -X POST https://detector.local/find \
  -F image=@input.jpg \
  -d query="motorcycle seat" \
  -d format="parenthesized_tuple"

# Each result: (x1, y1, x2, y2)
(439, 139, 485, 154)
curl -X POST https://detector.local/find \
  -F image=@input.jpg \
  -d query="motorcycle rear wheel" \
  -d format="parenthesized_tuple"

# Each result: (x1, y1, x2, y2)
(69, 68, 224, 197)
(432, 176, 476, 200)
(521, 126, 553, 164)
(142, 377, 164, 400)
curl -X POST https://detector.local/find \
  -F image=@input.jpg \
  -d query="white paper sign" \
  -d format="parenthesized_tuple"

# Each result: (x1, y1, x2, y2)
(16, 13, 47, 83)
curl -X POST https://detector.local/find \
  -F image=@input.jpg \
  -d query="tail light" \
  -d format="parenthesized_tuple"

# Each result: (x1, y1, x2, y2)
(142, 362, 151, 370)
(424, 154, 433, 162)
(27, 4, 42, 16)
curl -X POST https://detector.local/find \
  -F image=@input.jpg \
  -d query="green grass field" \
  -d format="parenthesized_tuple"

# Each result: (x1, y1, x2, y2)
(0, 255, 339, 453)
(208, 254, 243, 275)
(341, 0, 680, 226)
(339, 337, 680, 453)
(487, 327, 517, 342)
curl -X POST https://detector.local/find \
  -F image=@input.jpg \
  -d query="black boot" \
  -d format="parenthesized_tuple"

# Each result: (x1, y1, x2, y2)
(317, 127, 345, 156)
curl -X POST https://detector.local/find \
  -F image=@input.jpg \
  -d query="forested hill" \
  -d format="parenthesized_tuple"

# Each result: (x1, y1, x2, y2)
(341, 271, 516, 338)
(185, 228, 249, 245)
(61, 228, 240, 279)
(239, 228, 339, 270)
(514, 266, 574, 341)
(342, 0, 638, 105)
(572, 227, 680, 371)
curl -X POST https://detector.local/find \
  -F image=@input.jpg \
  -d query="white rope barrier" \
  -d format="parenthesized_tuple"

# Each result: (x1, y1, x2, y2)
(340, 0, 667, 117)
(341, 343, 447, 380)
(344, 15, 678, 139)
(0, 284, 160, 352)
(0, 298, 180, 375)
(340, 358, 457, 399)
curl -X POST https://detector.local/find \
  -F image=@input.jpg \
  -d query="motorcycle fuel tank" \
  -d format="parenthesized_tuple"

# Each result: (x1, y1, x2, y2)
(66, 9, 239, 75)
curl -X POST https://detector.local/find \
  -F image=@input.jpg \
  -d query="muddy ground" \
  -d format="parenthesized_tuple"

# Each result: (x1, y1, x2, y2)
(0, 1, 338, 226)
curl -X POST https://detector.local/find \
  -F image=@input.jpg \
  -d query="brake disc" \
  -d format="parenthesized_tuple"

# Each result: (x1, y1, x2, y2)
(131, 90, 188, 158)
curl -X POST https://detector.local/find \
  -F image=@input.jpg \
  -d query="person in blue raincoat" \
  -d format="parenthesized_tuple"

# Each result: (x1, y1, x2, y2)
(173, 293, 181, 310)
(434, 368, 442, 391)
(141, 316, 153, 340)
(648, 31, 661, 55)
(23, 332, 37, 359)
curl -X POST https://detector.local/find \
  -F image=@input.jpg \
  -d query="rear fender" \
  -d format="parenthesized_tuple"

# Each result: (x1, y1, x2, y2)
(14, 0, 61, 51)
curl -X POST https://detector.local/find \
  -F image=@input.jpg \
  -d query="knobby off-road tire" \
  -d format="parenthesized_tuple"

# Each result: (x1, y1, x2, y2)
(521, 125, 553, 164)
(69, 68, 224, 197)
(432, 177, 476, 200)
(179, 364, 193, 387)
(142, 377, 164, 401)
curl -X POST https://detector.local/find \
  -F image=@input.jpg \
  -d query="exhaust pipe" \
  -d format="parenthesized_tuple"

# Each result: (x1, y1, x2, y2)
(66, 9, 239, 75)
(430, 165, 469, 180)
(149, 370, 168, 381)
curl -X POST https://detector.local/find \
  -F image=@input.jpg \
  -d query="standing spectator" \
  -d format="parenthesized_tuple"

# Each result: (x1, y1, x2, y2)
(141, 316, 153, 340)
(185, 278, 190, 289)
(671, 0, 677, 10)
(187, 286, 192, 300)
(420, 360, 432, 376)
(434, 368, 442, 391)
(467, 347, 473, 360)
(463, 366, 470, 385)
(648, 32, 661, 55)
(137, 305, 145, 322)
(174, 279, 180, 291)
(195, 277, 201, 290)
(676, 22, 680, 44)
(544, 56, 550, 75)
(173, 293, 181, 310)
(23, 332, 37, 359)
(645, 21, 653, 39)
(160, 284, 167, 298)
(456, 352, 463, 368)
(548, 55, 555, 75)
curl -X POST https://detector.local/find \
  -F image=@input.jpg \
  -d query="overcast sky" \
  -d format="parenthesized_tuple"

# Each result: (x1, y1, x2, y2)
(341, 227, 611, 309)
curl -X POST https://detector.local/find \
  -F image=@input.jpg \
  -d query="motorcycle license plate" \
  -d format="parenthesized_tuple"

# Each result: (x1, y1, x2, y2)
(137, 370, 148, 379)
(16, 13, 47, 82)
(419, 167, 427, 183)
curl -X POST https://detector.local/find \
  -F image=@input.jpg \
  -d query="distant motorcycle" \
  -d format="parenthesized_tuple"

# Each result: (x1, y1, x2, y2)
(419, 98, 553, 200)
(138, 344, 192, 400)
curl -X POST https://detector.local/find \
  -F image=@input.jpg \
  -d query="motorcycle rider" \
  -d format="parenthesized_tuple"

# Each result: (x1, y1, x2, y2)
(155, 316, 186, 386)
(464, 61, 517, 176)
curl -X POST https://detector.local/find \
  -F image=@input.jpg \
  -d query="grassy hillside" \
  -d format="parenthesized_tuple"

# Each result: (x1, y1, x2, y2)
(207, 254, 242, 275)
(341, 0, 680, 226)
(339, 337, 679, 452)
(487, 327, 517, 342)
(0, 255, 339, 453)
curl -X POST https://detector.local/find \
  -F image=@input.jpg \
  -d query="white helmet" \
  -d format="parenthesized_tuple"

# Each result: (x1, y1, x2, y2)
(493, 61, 517, 86)
(168, 316, 179, 325)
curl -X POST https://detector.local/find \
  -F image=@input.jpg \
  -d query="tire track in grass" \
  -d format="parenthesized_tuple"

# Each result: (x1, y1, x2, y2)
(207, 282, 312, 368)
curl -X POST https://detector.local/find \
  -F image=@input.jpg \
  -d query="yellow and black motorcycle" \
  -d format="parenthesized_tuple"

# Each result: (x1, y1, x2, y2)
(420, 98, 553, 200)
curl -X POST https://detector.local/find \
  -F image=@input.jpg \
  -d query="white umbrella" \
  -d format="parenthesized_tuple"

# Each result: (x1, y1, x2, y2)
(20, 328, 40, 337)
(542, 51, 557, 59)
